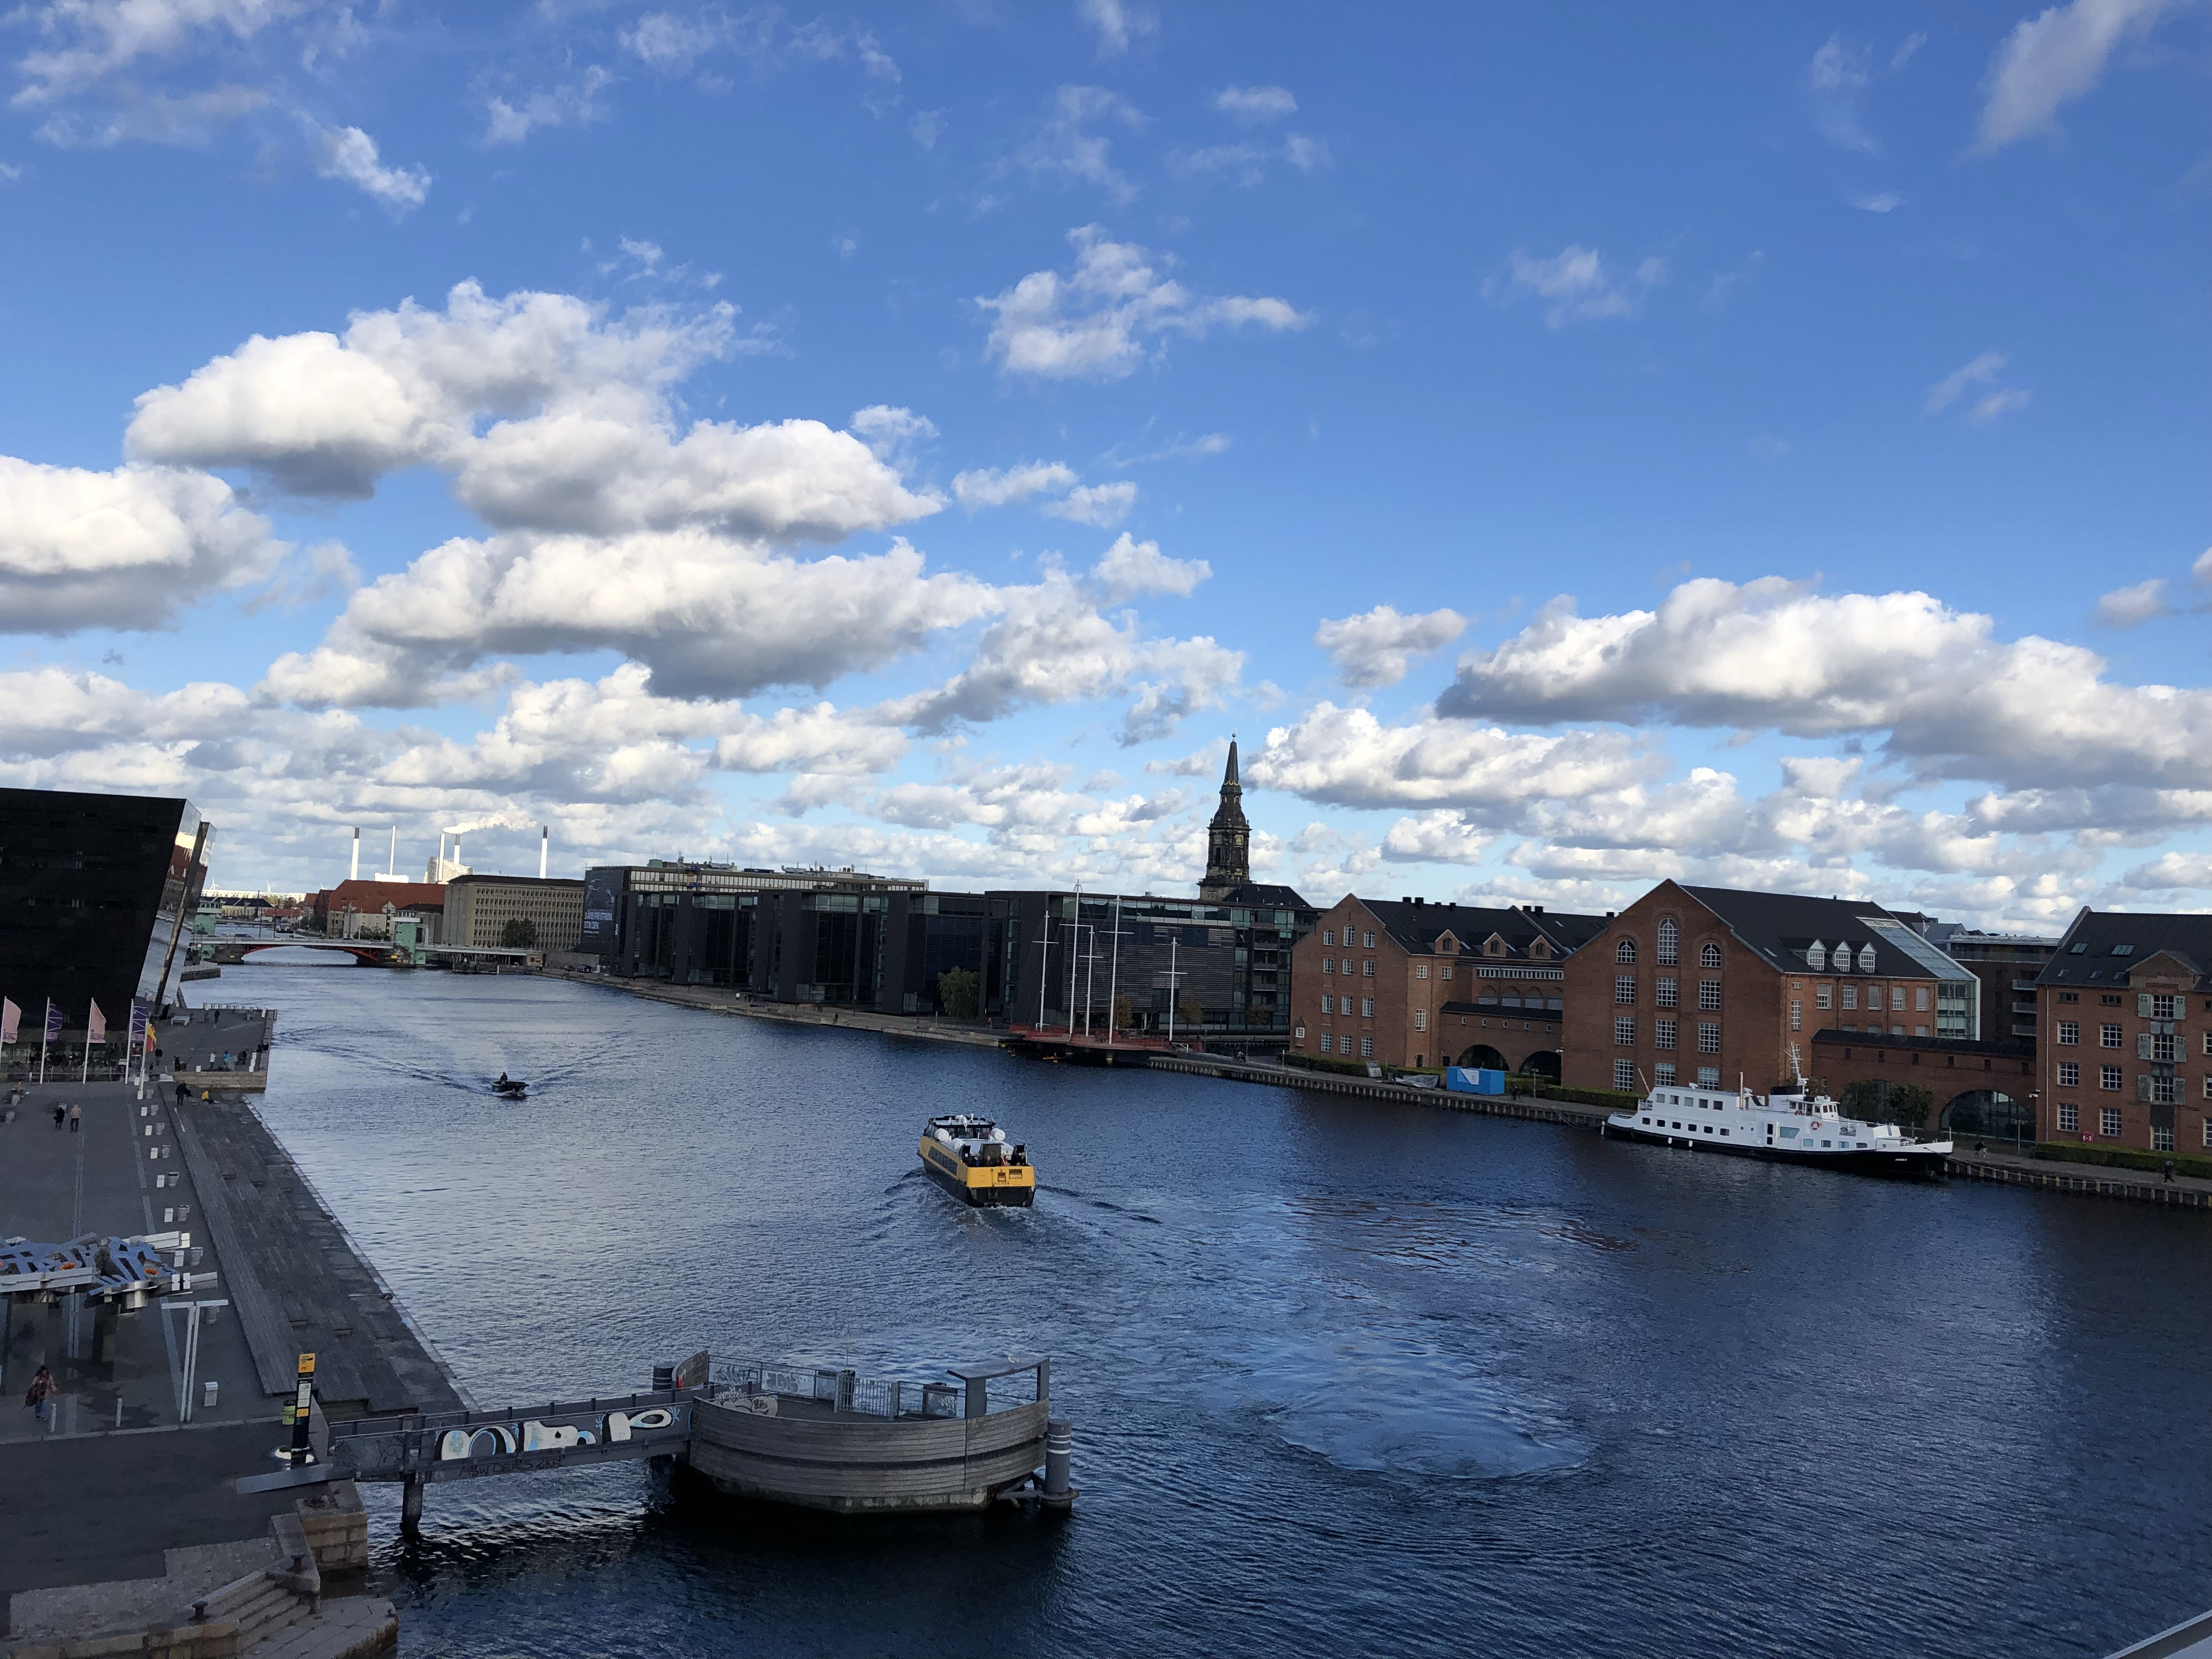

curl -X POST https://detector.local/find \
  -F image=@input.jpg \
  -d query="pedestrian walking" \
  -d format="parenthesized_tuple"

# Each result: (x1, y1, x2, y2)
(67, 1103, 81, 1133)
(51, 1102, 65, 1130)
(176, 1081, 189, 1106)
(25, 1365, 56, 1423)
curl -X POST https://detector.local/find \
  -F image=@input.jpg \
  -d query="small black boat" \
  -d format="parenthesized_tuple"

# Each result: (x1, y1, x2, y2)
(492, 1073, 528, 1099)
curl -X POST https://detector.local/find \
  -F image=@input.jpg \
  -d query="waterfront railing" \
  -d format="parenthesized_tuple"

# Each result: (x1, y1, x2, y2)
(710, 1356, 1048, 1420)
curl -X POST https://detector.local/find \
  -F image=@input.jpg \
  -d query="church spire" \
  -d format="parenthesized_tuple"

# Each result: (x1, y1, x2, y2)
(1199, 733, 1250, 901)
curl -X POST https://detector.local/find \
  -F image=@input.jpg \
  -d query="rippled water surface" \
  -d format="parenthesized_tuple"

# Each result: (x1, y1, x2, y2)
(229, 959, 2212, 1657)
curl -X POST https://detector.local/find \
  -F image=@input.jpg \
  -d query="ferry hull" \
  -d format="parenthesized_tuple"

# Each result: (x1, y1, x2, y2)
(1604, 1120, 1949, 1176)
(921, 1155, 1036, 1207)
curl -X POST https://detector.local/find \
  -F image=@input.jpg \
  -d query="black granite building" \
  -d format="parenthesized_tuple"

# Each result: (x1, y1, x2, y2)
(0, 787, 211, 1036)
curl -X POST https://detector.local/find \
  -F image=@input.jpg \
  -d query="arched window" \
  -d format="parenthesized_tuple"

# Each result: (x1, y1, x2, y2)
(1857, 944, 1876, 973)
(1807, 941, 1826, 971)
(1699, 943, 1722, 968)
(1616, 938, 1638, 963)
(1656, 918, 1679, 966)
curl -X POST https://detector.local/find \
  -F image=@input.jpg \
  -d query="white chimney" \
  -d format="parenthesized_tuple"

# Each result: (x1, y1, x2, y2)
(539, 825, 549, 879)
(350, 827, 359, 882)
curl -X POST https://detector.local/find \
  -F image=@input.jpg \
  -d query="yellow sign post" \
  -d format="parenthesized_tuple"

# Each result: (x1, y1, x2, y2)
(289, 1353, 316, 1468)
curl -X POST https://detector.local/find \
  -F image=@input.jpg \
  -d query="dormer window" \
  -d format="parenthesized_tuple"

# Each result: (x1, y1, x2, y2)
(1807, 941, 1827, 970)
(1531, 938, 1551, 960)
(1616, 938, 1638, 964)
(1857, 944, 1876, 972)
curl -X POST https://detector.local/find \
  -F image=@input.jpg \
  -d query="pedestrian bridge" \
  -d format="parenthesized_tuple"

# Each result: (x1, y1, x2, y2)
(202, 940, 537, 967)
(204, 940, 398, 966)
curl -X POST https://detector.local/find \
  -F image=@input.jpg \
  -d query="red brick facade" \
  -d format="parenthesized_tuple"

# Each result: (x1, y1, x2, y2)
(1562, 886, 1784, 1094)
(1807, 1032, 2035, 1106)
(1562, 881, 1977, 1099)
(1288, 896, 1594, 1071)
(2039, 945, 2211, 1154)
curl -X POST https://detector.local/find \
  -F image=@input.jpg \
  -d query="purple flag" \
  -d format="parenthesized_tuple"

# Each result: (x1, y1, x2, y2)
(43, 1000, 63, 1042)
(129, 999, 149, 1054)
(1, 998, 16, 1045)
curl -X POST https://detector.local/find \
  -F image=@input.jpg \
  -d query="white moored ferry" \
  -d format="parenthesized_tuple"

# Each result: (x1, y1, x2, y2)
(1605, 1080, 1951, 1175)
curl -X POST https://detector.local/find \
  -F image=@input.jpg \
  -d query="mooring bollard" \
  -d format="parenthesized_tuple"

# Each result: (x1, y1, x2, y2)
(1044, 1419, 1071, 1499)
(401, 1474, 424, 1532)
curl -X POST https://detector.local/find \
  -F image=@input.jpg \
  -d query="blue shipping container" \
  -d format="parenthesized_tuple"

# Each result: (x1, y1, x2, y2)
(1446, 1067, 1506, 1096)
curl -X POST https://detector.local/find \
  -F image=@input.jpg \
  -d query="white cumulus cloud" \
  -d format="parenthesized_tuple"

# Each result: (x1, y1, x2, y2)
(1076, 0, 1155, 58)
(312, 123, 430, 214)
(0, 458, 287, 632)
(1043, 481, 1137, 527)
(1978, 0, 2183, 151)
(1499, 245, 1667, 326)
(952, 462, 1079, 510)
(1442, 575, 2212, 796)
(1212, 84, 1296, 123)
(1313, 605, 1468, 689)
(978, 225, 1308, 380)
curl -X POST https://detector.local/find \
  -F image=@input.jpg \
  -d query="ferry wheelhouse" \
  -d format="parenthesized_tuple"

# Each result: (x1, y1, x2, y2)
(1605, 1080, 1951, 1175)
(919, 1114, 1036, 1207)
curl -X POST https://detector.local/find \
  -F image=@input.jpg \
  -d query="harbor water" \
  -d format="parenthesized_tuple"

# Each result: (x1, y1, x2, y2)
(229, 958, 2212, 1657)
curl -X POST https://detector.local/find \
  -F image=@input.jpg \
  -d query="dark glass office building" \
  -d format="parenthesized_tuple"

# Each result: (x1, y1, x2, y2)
(0, 787, 211, 1036)
(579, 859, 1316, 1039)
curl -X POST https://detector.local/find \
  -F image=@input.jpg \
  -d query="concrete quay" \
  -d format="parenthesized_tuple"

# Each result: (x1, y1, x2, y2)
(0, 1007, 452, 1652)
(552, 969, 1008, 1049)
(1945, 1147, 2212, 1209)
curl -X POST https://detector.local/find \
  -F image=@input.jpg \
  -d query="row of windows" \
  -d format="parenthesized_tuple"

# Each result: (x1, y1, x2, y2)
(1318, 1033, 1374, 1057)
(1612, 977, 1725, 1009)
(1318, 995, 1375, 1018)
(1320, 958, 1376, 976)
(1322, 929, 1377, 949)
(2052, 1059, 2212, 1100)
(1614, 1018, 1722, 1052)
(1412, 963, 1458, 980)
(1617, 938, 1724, 967)
(2053, 1102, 2197, 1150)
(1615, 1058, 1723, 1089)
(2055, 1022, 2211, 1057)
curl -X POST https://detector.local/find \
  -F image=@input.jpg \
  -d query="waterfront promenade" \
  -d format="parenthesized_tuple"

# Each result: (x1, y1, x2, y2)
(0, 1007, 453, 1649)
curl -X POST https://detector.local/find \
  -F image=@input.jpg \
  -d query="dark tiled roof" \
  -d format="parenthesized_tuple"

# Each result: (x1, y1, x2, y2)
(1355, 899, 1607, 960)
(2035, 908, 2212, 990)
(1217, 882, 1313, 910)
(1678, 885, 1962, 980)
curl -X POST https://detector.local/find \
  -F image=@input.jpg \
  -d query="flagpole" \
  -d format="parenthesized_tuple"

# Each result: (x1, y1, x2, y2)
(1105, 893, 1122, 1049)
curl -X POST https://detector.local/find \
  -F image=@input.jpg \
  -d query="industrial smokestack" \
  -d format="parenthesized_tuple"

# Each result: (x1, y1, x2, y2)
(350, 827, 359, 882)
(539, 825, 549, 879)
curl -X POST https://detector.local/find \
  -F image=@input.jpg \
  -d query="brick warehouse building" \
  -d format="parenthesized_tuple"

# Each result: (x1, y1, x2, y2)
(1563, 883, 1988, 1099)
(2034, 908, 2212, 1155)
(1289, 896, 1607, 1073)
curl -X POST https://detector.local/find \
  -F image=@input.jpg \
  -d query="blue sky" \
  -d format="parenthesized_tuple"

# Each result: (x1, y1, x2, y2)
(3, 0, 2210, 928)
